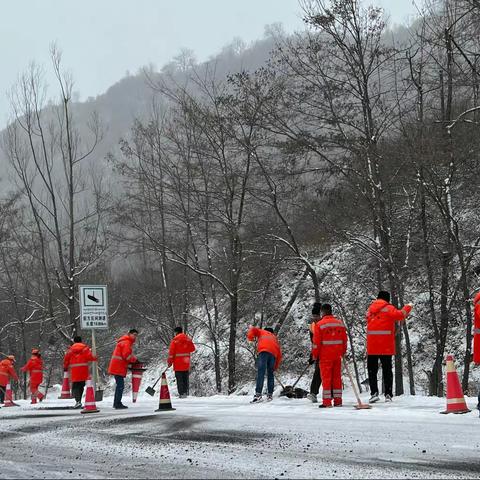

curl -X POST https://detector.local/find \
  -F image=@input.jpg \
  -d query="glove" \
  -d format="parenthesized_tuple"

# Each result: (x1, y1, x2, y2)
(167, 361, 172, 368)
(308, 355, 315, 365)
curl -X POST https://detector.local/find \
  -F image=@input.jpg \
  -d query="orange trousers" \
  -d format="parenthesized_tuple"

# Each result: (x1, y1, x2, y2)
(320, 358, 342, 406)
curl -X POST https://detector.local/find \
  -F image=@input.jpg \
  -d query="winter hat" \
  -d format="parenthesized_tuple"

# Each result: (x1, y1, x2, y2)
(264, 327, 274, 334)
(312, 302, 322, 315)
(377, 291, 391, 302)
(321, 304, 332, 315)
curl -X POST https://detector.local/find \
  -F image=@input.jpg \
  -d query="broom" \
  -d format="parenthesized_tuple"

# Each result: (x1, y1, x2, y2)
(343, 356, 371, 410)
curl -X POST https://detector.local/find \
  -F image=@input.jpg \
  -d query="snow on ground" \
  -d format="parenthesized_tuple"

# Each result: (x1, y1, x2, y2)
(1, 389, 479, 479)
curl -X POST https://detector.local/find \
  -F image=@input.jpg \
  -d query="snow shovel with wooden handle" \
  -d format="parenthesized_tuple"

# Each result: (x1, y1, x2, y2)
(145, 367, 168, 396)
(343, 357, 372, 410)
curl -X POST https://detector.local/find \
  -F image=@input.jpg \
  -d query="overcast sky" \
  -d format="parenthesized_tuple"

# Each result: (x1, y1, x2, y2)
(0, 0, 416, 128)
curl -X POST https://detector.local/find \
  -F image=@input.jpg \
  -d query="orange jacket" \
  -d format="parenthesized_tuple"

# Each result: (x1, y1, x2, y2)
(247, 327, 282, 370)
(312, 314, 348, 361)
(473, 292, 480, 364)
(21, 356, 43, 385)
(108, 335, 137, 377)
(64, 343, 97, 382)
(168, 333, 196, 372)
(0, 358, 18, 387)
(366, 300, 412, 355)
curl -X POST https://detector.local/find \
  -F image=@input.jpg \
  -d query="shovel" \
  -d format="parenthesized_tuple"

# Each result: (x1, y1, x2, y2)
(343, 357, 371, 410)
(291, 363, 311, 389)
(145, 368, 168, 396)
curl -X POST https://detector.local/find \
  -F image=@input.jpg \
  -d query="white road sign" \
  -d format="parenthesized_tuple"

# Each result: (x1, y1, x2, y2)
(80, 285, 109, 329)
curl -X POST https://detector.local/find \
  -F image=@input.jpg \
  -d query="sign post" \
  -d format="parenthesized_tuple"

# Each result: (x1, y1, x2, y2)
(79, 285, 108, 396)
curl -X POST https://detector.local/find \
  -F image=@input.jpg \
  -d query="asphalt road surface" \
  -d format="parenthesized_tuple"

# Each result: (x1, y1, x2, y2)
(1, 395, 479, 479)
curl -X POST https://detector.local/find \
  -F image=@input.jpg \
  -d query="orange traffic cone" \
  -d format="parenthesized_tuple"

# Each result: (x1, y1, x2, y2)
(155, 372, 176, 412)
(130, 362, 147, 403)
(4, 383, 19, 407)
(81, 377, 100, 414)
(58, 371, 73, 399)
(440, 355, 471, 414)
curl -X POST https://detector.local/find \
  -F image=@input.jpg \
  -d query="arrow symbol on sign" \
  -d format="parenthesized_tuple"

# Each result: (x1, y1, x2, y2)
(87, 294, 100, 303)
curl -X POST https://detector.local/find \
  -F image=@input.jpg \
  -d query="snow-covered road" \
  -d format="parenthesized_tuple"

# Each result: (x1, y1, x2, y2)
(1, 392, 479, 479)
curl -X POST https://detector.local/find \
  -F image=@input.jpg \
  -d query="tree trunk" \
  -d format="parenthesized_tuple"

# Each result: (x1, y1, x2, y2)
(213, 338, 222, 393)
(394, 326, 404, 396)
(438, 250, 451, 392)
(275, 266, 308, 335)
(419, 175, 445, 396)
(429, 355, 444, 397)
(227, 293, 238, 393)
(460, 271, 473, 392)
(402, 322, 415, 395)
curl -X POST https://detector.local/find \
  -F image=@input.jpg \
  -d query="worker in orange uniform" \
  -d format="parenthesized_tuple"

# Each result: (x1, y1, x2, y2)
(366, 291, 412, 403)
(312, 304, 347, 408)
(108, 329, 138, 409)
(307, 302, 323, 403)
(21, 349, 44, 404)
(64, 336, 97, 409)
(247, 326, 282, 403)
(167, 327, 196, 398)
(473, 292, 480, 413)
(0, 355, 19, 405)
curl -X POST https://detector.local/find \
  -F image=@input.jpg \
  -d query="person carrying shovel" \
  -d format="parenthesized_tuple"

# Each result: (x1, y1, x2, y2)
(247, 326, 282, 403)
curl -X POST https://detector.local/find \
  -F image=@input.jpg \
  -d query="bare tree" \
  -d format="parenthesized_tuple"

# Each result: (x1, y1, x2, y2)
(3, 45, 107, 339)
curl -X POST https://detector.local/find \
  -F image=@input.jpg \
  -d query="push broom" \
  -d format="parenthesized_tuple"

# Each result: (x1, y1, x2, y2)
(343, 357, 371, 410)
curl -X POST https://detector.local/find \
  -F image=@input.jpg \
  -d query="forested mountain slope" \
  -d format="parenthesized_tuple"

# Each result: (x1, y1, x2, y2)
(1, 1, 479, 399)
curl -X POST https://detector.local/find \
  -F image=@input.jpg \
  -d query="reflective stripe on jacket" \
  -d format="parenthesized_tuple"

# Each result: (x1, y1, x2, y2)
(247, 327, 282, 370)
(312, 315, 347, 361)
(473, 292, 480, 364)
(108, 335, 137, 377)
(168, 333, 196, 372)
(64, 343, 97, 382)
(21, 357, 43, 385)
(366, 300, 412, 355)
